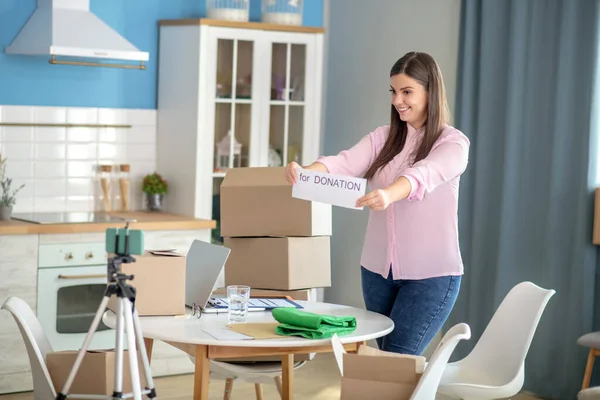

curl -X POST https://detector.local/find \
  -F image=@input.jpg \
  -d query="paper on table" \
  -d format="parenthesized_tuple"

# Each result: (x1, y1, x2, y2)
(226, 322, 287, 340)
(203, 328, 254, 341)
(292, 167, 367, 210)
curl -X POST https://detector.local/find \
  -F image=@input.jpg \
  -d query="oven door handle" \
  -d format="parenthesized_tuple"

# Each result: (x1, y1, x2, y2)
(57, 274, 106, 280)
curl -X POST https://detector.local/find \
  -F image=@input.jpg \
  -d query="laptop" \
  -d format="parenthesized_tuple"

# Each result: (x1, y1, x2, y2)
(184, 239, 302, 315)
(184, 239, 231, 313)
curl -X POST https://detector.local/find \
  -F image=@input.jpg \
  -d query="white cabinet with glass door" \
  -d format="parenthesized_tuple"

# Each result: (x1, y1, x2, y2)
(261, 31, 322, 172)
(156, 19, 325, 241)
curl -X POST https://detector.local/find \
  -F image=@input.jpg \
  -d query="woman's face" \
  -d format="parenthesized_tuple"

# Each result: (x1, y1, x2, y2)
(390, 73, 428, 129)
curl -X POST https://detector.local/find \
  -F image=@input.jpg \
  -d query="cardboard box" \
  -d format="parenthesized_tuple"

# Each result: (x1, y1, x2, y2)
(108, 250, 186, 316)
(220, 166, 332, 237)
(224, 236, 331, 290)
(46, 349, 143, 395)
(211, 287, 318, 302)
(332, 335, 424, 400)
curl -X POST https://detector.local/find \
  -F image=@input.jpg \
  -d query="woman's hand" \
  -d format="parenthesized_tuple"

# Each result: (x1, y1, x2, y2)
(356, 188, 393, 210)
(284, 161, 330, 184)
(284, 161, 301, 184)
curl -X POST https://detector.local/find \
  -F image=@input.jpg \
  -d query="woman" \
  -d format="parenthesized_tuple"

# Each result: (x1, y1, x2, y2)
(283, 51, 470, 355)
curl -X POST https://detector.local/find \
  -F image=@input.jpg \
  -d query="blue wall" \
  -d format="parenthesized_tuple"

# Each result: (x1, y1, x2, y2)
(0, 0, 323, 109)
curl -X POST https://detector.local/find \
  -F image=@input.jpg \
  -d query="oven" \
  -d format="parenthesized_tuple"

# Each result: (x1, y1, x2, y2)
(37, 241, 118, 352)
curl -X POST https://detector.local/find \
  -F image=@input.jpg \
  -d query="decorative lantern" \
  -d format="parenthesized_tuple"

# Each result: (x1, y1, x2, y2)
(207, 0, 250, 22)
(262, 0, 303, 26)
(215, 130, 243, 171)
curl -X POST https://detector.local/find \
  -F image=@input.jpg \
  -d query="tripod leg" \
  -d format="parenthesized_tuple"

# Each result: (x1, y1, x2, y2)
(122, 297, 143, 400)
(56, 295, 112, 399)
(112, 293, 126, 398)
(131, 308, 157, 398)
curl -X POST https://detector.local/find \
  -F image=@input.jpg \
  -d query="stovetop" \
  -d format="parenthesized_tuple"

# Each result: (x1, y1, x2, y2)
(11, 212, 126, 224)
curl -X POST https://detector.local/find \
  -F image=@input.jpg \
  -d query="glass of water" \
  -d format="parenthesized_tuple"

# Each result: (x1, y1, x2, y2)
(227, 285, 250, 323)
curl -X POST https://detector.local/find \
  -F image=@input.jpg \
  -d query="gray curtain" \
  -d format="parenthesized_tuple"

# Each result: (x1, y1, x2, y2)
(449, 1, 600, 399)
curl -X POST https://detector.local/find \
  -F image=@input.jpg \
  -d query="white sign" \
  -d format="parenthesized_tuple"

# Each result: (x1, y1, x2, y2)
(291, 167, 367, 210)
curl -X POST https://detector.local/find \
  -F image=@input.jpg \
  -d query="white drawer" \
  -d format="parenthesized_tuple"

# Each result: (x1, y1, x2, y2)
(38, 242, 107, 268)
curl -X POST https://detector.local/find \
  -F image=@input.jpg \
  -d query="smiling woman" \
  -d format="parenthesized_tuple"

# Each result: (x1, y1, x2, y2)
(283, 51, 470, 357)
(364, 52, 452, 182)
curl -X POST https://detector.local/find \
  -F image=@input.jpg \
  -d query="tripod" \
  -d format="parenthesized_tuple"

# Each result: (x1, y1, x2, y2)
(56, 226, 157, 400)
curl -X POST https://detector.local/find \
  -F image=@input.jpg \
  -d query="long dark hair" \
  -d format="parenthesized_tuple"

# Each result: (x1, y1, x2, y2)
(363, 51, 451, 181)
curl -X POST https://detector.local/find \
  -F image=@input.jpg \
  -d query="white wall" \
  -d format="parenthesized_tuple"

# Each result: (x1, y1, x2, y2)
(0, 106, 157, 214)
(322, 0, 462, 307)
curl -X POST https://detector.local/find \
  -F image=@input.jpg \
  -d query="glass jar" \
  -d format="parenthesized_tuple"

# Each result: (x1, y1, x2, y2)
(118, 164, 131, 211)
(97, 164, 113, 212)
(262, 0, 303, 25)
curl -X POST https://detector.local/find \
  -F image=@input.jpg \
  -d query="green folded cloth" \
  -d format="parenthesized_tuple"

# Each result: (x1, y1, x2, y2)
(272, 308, 357, 339)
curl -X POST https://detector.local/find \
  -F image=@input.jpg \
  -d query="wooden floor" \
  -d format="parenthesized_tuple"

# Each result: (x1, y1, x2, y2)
(0, 353, 543, 400)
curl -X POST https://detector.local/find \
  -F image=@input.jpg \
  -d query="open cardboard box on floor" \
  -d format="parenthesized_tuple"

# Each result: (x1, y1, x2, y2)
(46, 349, 146, 396)
(107, 250, 186, 316)
(331, 334, 424, 400)
(220, 166, 332, 237)
(224, 236, 331, 290)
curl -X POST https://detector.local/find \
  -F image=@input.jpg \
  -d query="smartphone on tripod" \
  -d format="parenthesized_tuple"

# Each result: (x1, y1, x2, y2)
(55, 221, 157, 400)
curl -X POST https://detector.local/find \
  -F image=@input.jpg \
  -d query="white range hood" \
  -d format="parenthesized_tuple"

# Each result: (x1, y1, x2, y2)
(5, 0, 149, 69)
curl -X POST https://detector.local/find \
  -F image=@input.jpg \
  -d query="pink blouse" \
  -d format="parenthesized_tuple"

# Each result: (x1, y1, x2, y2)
(316, 124, 470, 280)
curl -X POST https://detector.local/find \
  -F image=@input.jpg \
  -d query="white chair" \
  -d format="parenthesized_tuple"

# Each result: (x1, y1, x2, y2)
(410, 323, 471, 400)
(577, 331, 600, 389)
(188, 353, 308, 399)
(437, 281, 556, 399)
(1, 296, 57, 400)
(579, 387, 600, 400)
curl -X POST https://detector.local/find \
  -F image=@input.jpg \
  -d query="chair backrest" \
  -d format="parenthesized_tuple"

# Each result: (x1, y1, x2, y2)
(410, 323, 471, 400)
(460, 281, 555, 383)
(1, 296, 56, 400)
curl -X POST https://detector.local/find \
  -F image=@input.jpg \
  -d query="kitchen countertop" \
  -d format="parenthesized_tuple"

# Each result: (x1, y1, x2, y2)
(0, 211, 216, 235)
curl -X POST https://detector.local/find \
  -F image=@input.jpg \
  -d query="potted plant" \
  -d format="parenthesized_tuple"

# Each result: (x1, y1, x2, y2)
(142, 172, 168, 211)
(0, 153, 25, 220)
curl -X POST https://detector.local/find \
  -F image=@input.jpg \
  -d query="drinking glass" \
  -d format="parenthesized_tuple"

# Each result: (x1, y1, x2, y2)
(227, 285, 250, 323)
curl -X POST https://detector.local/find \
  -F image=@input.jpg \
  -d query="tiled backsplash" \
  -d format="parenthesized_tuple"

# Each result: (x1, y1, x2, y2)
(0, 105, 157, 213)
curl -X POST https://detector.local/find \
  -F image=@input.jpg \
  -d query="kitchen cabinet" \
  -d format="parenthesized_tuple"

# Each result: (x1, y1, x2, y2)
(36, 234, 113, 355)
(0, 234, 38, 394)
(155, 19, 325, 240)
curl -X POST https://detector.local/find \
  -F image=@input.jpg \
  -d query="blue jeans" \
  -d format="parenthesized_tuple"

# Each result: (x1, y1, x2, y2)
(361, 266, 461, 355)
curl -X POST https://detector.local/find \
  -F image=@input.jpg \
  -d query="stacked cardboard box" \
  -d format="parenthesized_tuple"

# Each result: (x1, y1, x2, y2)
(219, 166, 332, 292)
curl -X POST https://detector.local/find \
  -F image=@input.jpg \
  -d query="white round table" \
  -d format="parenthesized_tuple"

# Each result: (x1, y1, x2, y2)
(103, 301, 393, 400)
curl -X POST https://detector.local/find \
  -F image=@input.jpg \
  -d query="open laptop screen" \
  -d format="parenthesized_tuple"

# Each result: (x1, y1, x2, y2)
(184, 239, 231, 309)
